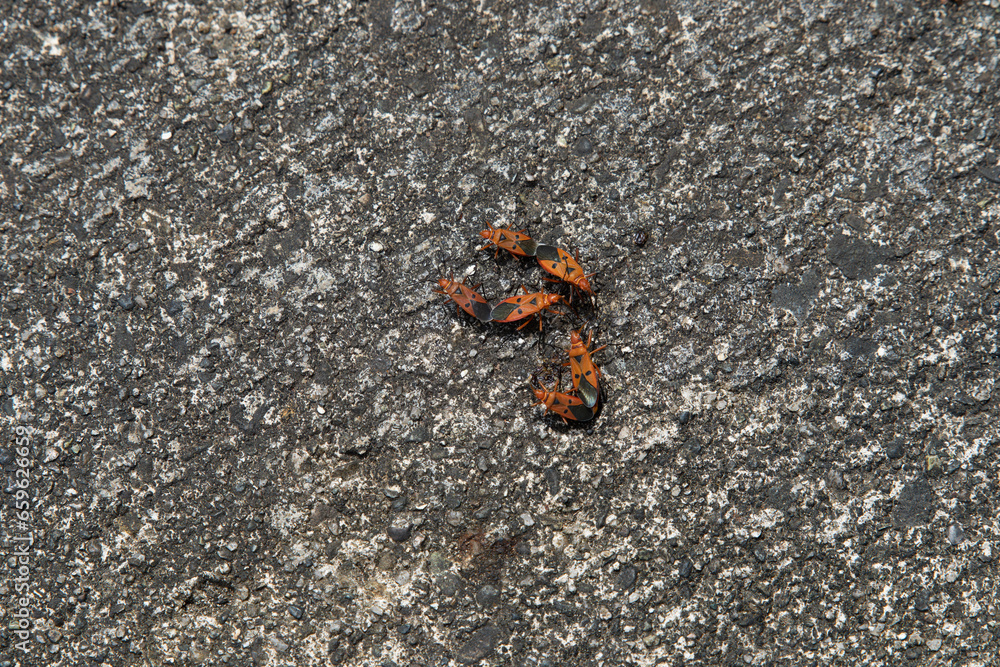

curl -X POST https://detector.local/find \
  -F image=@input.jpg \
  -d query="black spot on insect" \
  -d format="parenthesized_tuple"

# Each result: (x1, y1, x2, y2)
(634, 230, 648, 247)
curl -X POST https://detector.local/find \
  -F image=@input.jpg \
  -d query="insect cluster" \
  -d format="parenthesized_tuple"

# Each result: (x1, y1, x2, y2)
(434, 222, 606, 424)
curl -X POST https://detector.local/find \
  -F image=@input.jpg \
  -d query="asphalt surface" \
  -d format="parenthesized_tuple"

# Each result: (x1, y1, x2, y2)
(2, 1, 999, 665)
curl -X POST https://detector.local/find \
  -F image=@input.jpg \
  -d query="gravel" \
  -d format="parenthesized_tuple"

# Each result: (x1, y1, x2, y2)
(4, 1, 999, 665)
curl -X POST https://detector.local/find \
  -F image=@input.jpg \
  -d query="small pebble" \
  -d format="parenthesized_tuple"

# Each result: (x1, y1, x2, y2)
(947, 524, 965, 546)
(427, 552, 451, 573)
(369, 241, 384, 252)
(573, 136, 594, 156)
(386, 521, 412, 543)
(885, 438, 906, 460)
(476, 584, 501, 607)
(617, 565, 637, 590)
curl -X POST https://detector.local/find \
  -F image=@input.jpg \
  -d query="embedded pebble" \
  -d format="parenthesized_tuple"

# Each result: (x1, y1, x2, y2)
(456, 624, 500, 664)
(617, 565, 637, 590)
(476, 584, 501, 607)
(386, 521, 412, 543)
(885, 438, 906, 460)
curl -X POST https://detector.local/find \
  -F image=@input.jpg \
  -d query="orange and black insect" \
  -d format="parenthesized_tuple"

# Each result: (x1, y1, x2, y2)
(530, 373, 594, 423)
(434, 274, 493, 322)
(479, 222, 538, 258)
(565, 328, 606, 409)
(534, 244, 596, 299)
(489, 286, 564, 331)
